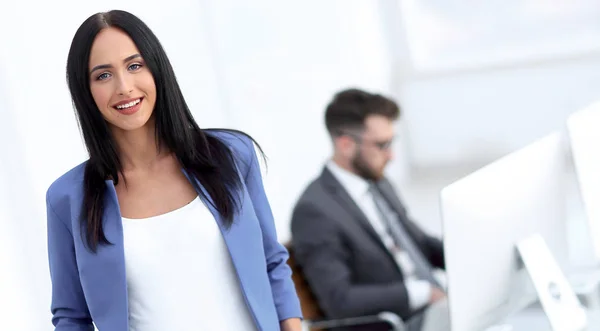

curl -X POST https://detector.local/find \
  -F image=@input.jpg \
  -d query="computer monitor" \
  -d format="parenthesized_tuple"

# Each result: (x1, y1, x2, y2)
(440, 131, 571, 331)
(567, 101, 600, 262)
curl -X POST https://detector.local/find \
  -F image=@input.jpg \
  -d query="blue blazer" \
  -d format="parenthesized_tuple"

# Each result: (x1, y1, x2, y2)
(46, 132, 302, 331)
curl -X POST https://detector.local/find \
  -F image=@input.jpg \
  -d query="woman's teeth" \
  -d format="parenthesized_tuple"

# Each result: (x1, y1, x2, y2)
(116, 99, 140, 109)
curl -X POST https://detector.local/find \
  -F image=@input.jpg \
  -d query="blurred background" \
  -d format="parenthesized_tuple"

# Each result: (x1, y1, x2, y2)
(1, 0, 600, 329)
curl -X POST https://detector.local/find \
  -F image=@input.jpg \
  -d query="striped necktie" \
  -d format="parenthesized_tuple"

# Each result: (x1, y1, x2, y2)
(369, 184, 443, 289)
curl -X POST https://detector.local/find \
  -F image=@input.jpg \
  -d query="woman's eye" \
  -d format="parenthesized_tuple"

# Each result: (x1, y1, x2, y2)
(128, 63, 142, 71)
(97, 72, 110, 81)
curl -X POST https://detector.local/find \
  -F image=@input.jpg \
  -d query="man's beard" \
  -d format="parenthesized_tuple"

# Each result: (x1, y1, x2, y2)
(351, 150, 384, 181)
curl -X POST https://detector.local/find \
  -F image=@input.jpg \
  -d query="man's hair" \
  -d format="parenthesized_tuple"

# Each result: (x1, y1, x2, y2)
(325, 88, 400, 136)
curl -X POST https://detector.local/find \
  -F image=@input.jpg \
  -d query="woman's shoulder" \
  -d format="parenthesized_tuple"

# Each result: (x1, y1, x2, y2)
(205, 129, 254, 151)
(46, 160, 87, 210)
(204, 129, 257, 174)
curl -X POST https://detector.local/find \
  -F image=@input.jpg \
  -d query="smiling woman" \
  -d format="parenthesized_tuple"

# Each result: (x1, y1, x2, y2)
(88, 30, 156, 129)
(47, 9, 302, 331)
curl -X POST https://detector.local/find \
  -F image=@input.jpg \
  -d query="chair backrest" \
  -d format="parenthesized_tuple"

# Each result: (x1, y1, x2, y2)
(285, 242, 324, 321)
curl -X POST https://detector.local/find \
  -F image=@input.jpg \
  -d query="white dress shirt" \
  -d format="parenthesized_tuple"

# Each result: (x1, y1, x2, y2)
(121, 196, 256, 331)
(326, 161, 432, 310)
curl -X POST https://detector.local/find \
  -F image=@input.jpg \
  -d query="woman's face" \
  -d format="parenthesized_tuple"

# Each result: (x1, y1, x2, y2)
(88, 27, 156, 132)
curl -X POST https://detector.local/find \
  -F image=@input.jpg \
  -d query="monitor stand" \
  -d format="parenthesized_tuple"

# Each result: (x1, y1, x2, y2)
(515, 234, 588, 331)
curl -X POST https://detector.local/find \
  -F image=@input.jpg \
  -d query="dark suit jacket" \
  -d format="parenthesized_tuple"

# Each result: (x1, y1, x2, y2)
(290, 167, 444, 329)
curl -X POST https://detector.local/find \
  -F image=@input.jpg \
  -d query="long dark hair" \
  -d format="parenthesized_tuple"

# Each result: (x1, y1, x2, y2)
(66, 10, 263, 252)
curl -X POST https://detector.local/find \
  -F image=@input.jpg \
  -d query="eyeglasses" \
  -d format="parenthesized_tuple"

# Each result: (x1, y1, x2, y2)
(338, 131, 394, 151)
(371, 139, 394, 151)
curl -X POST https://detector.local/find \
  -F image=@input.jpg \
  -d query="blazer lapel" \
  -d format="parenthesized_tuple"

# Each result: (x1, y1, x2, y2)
(375, 180, 408, 220)
(181, 170, 262, 325)
(181, 169, 256, 266)
(320, 168, 391, 254)
(374, 180, 426, 246)
(77, 180, 129, 331)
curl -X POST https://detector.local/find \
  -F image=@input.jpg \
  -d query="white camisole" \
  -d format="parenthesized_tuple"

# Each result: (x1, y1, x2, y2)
(121, 196, 256, 331)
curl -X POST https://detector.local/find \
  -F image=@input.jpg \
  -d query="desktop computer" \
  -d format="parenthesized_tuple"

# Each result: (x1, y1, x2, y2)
(567, 101, 600, 262)
(439, 131, 584, 331)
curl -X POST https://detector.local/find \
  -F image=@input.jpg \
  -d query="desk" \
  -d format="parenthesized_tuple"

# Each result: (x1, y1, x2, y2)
(504, 305, 600, 330)
(569, 266, 600, 309)
(498, 266, 600, 330)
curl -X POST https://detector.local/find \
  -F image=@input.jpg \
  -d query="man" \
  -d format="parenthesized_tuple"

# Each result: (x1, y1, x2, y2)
(290, 88, 449, 331)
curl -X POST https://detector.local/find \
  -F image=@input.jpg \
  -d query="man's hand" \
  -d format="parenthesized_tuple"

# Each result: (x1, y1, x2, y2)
(429, 287, 446, 304)
(280, 317, 303, 331)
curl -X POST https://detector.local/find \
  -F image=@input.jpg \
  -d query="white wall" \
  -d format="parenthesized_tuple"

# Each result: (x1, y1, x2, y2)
(394, 0, 600, 169)
(400, 57, 600, 168)
(0, 63, 48, 330)
(202, 0, 401, 242)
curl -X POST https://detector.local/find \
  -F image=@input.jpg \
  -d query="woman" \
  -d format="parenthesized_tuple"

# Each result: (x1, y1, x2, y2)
(46, 10, 302, 331)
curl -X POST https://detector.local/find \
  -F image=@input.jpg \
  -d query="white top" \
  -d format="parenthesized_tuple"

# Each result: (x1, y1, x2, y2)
(121, 196, 256, 331)
(327, 161, 437, 310)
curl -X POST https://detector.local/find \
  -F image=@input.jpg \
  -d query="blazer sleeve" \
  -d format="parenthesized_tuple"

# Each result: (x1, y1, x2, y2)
(46, 191, 94, 331)
(241, 138, 303, 321)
